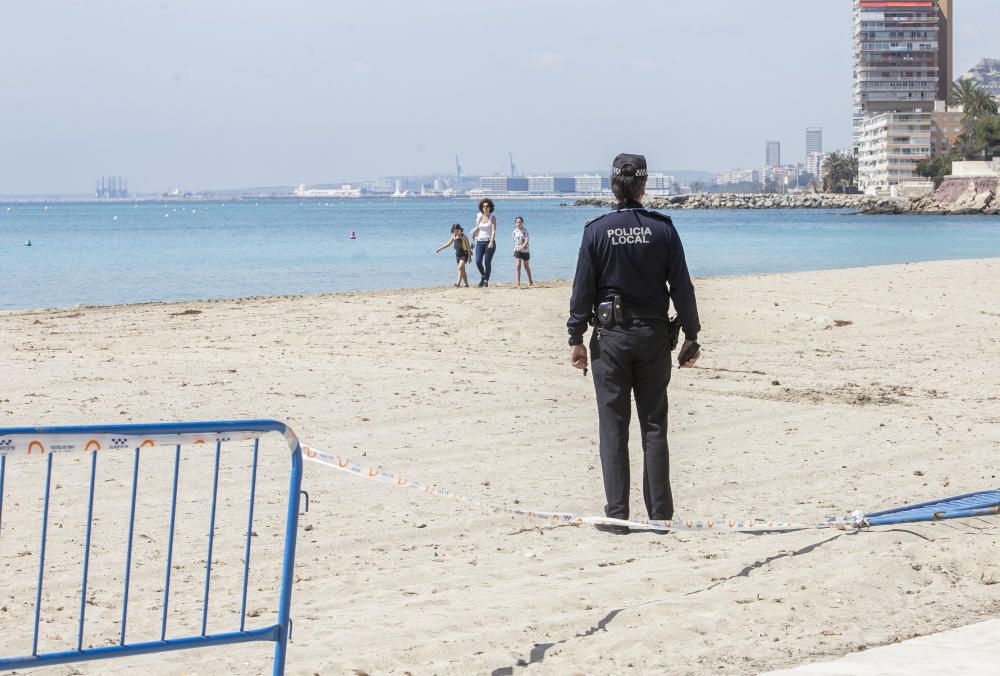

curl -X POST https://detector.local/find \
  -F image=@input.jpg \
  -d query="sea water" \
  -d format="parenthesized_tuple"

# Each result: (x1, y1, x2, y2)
(2, 199, 999, 311)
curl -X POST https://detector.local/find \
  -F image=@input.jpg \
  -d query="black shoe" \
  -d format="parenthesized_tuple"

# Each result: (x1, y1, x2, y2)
(649, 517, 673, 535)
(594, 523, 629, 536)
(483, 280, 489, 287)
(478, 279, 485, 288)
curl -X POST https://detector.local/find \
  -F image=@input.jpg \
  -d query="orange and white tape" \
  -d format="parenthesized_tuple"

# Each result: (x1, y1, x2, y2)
(302, 444, 863, 533)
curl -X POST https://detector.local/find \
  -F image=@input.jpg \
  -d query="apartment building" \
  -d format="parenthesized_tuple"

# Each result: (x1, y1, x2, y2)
(713, 169, 759, 187)
(857, 111, 932, 194)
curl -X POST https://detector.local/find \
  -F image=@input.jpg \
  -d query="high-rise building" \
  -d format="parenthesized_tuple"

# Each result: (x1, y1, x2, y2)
(853, 1, 952, 141)
(806, 127, 823, 156)
(765, 141, 781, 169)
(938, 0, 953, 102)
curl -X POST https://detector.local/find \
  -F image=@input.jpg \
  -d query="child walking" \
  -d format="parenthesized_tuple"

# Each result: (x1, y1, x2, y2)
(435, 224, 471, 287)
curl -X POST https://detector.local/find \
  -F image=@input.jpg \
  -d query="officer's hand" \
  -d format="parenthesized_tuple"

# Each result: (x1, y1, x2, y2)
(570, 345, 588, 370)
(678, 340, 701, 368)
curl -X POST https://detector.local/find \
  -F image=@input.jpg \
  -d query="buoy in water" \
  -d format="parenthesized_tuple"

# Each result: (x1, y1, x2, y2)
(349, 231, 357, 240)
(24, 240, 32, 246)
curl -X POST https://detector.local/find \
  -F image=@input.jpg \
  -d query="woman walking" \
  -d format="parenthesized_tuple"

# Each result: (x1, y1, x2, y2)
(512, 216, 533, 286)
(435, 224, 471, 287)
(470, 198, 497, 287)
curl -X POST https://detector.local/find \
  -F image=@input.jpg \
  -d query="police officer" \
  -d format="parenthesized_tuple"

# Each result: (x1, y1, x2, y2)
(567, 153, 701, 535)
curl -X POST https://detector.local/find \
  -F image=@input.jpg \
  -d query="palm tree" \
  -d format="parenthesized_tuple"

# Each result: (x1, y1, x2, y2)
(951, 79, 980, 109)
(845, 154, 859, 193)
(952, 79, 999, 121)
(968, 89, 999, 119)
(821, 155, 838, 192)
(821, 153, 859, 193)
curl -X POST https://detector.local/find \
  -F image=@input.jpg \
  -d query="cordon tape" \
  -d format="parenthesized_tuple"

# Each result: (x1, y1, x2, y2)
(302, 444, 866, 533)
(0, 431, 865, 533)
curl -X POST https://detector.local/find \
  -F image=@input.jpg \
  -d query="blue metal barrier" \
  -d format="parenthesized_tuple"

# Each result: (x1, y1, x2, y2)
(864, 488, 1000, 526)
(0, 419, 303, 675)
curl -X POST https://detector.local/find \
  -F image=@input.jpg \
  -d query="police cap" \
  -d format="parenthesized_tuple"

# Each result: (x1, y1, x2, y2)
(611, 153, 648, 177)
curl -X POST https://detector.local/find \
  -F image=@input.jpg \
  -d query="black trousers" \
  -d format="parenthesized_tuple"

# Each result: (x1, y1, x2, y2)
(590, 319, 674, 521)
(475, 240, 495, 281)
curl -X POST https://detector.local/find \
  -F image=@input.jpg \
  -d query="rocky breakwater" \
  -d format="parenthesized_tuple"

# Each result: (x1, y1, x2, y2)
(863, 177, 1000, 215)
(575, 193, 866, 210)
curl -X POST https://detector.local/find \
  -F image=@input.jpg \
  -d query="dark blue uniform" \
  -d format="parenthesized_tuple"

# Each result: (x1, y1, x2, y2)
(567, 201, 700, 522)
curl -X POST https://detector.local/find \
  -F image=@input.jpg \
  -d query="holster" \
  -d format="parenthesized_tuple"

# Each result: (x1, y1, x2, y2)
(596, 295, 624, 328)
(667, 316, 682, 351)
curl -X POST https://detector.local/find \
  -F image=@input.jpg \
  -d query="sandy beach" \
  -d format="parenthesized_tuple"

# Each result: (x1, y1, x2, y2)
(2, 259, 999, 675)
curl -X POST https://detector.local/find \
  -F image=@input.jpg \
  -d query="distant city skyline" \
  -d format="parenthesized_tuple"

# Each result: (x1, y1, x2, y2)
(1, 1, 998, 195)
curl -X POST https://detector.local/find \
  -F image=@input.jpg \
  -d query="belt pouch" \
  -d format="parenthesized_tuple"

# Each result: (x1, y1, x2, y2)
(597, 300, 615, 327)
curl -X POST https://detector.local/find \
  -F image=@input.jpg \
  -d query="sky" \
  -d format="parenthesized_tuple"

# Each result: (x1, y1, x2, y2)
(1, 0, 998, 195)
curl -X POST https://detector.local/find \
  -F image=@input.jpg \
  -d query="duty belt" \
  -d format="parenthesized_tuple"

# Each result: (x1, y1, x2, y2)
(620, 309, 667, 321)
(592, 295, 666, 328)
(591, 297, 680, 350)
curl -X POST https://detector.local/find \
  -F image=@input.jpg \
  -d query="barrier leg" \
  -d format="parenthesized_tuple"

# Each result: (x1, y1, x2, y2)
(161, 445, 181, 640)
(120, 448, 141, 645)
(77, 451, 98, 651)
(32, 454, 54, 656)
(240, 439, 260, 632)
(202, 441, 222, 635)
(272, 442, 303, 676)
